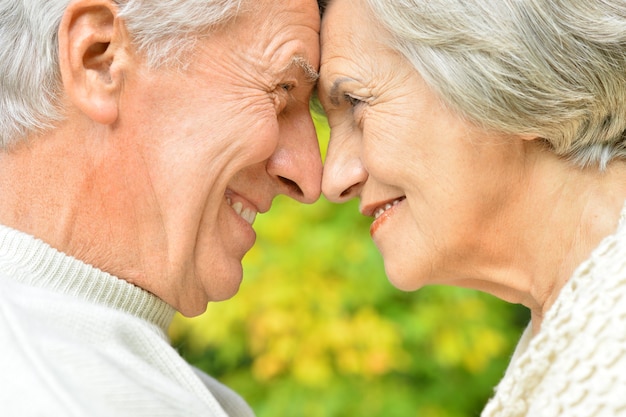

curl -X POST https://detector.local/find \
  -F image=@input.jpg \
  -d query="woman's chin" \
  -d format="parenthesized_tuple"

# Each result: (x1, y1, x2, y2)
(384, 263, 423, 292)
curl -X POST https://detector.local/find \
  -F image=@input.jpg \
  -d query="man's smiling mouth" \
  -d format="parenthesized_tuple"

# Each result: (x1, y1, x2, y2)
(226, 196, 258, 225)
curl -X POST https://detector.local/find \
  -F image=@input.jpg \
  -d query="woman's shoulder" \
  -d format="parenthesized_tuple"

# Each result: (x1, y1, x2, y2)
(483, 204, 626, 416)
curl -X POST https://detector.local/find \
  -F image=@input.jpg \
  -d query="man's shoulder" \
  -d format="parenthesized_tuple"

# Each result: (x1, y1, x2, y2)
(191, 367, 256, 417)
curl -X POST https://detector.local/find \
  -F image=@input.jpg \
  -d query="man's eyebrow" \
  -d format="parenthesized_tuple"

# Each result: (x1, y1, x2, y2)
(281, 56, 320, 84)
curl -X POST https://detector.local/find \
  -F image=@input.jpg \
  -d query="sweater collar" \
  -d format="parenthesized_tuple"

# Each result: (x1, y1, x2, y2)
(0, 225, 176, 333)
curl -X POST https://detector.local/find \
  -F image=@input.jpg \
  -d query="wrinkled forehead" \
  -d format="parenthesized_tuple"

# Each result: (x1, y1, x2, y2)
(206, 0, 320, 85)
(250, 0, 321, 61)
(319, 0, 388, 70)
(320, 0, 384, 49)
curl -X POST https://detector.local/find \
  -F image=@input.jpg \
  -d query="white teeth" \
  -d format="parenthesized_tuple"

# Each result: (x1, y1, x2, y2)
(241, 208, 257, 225)
(231, 201, 243, 215)
(227, 198, 257, 225)
(373, 199, 402, 220)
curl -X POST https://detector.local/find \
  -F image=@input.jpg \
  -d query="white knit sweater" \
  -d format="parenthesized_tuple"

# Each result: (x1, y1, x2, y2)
(482, 202, 626, 416)
(0, 225, 255, 417)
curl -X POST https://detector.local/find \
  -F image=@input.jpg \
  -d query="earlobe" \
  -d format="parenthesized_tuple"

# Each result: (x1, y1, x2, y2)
(58, 0, 127, 125)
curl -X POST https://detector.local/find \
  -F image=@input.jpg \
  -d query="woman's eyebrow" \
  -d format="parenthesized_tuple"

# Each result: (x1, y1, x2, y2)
(329, 77, 355, 105)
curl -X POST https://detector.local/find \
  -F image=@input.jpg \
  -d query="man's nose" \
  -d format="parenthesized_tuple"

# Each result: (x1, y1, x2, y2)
(322, 130, 367, 203)
(267, 108, 322, 203)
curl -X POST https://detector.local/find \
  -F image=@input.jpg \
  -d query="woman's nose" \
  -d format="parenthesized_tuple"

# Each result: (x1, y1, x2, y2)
(322, 132, 368, 203)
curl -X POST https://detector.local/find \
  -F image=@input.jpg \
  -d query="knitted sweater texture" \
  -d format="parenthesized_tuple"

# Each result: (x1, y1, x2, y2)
(0, 225, 255, 417)
(482, 202, 626, 416)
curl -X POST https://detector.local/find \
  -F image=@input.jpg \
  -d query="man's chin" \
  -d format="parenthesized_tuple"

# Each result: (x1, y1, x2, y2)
(174, 258, 246, 316)
(203, 265, 245, 301)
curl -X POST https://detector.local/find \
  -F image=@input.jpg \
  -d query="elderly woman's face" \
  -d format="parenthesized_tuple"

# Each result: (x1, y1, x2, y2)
(113, 0, 321, 314)
(320, 0, 527, 291)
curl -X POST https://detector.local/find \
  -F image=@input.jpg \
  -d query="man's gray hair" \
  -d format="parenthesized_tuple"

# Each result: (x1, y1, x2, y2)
(0, 0, 244, 149)
(366, 0, 626, 169)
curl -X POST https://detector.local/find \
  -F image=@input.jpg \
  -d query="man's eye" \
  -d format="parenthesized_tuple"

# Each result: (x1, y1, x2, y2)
(279, 83, 294, 92)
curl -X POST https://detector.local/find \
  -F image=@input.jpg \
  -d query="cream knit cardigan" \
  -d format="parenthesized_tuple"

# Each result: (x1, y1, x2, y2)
(482, 202, 626, 416)
(0, 225, 255, 417)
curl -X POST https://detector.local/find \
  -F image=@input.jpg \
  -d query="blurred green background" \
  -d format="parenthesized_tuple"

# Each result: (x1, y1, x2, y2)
(169, 111, 529, 417)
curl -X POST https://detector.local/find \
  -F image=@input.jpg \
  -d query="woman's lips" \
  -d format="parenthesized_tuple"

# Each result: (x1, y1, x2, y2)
(370, 197, 406, 236)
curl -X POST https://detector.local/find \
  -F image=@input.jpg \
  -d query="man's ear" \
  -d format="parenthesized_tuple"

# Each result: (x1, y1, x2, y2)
(58, 0, 129, 125)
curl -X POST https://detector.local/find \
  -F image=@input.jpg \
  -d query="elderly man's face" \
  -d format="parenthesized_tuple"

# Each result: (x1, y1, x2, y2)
(113, 0, 321, 314)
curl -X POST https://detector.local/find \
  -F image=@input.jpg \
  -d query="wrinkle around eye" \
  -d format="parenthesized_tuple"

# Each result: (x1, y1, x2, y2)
(344, 93, 363, 107)
(345, 95, 368, 127)
(273, 95, 287, 114)
(277, 81, 317, 116)
(270, 87, 290, 114)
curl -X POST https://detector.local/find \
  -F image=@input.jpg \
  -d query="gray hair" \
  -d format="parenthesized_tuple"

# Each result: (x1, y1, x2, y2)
(0, 0, 244, 149)
(365, 0, 626, 169)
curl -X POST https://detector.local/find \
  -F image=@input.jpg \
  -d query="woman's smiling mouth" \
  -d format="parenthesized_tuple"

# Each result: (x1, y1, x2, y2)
(373, 197, 404, 219)
(367, 196, 406, 236)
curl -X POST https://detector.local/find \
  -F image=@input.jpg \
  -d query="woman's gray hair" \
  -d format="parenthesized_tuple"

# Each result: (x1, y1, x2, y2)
(0, 0, 244, 149)
(366, 0, 626, 169)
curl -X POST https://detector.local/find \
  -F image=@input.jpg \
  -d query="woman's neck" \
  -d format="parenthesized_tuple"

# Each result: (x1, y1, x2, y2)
(514, 156, 626, 332)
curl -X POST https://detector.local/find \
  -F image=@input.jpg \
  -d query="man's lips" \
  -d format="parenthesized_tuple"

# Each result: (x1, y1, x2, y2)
(227, 197, 257, 225)
(225, 190, 265, 226)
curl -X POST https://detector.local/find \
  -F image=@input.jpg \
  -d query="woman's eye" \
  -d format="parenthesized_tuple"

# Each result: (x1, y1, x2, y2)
(344, 93, 363, 107)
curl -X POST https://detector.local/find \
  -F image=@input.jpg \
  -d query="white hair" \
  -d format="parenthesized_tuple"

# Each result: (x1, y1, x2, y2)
(365, 0, 626, 169)
(0, 0, 244, 149)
